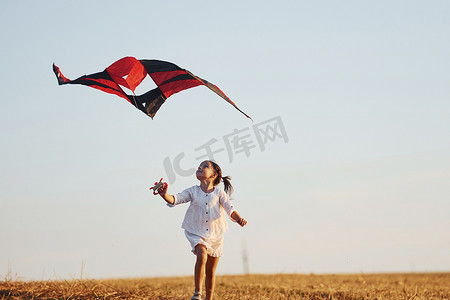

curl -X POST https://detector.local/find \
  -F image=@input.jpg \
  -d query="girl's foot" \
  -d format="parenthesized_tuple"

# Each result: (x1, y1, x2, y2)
(191, 291, 202, 300)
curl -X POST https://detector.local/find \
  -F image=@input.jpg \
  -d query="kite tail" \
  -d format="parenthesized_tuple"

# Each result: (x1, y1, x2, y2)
(184, 70, 252, 121)
(202, 79, 253, 121)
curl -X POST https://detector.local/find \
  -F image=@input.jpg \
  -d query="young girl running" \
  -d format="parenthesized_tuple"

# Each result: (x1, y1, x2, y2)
(156, 160, 247, 300)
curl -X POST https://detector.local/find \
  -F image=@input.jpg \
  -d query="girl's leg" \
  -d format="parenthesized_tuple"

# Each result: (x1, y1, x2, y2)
(205, 255, 220, 300)
(194, 244, 208, 294)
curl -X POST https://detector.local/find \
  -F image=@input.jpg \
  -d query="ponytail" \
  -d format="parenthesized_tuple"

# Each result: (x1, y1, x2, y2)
(221, 175, 234, 196)
(207, 160, 234, 196)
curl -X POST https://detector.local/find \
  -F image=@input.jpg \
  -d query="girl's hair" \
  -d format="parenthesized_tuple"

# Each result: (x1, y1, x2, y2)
(207, 160, 234, 196)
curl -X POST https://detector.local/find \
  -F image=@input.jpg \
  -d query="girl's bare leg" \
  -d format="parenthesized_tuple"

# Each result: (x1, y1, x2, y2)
(205, 255, 219, 300)
(194, 244, 207, 294)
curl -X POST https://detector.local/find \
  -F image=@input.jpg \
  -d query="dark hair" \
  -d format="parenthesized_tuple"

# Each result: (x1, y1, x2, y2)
(207, 160, 234, 196)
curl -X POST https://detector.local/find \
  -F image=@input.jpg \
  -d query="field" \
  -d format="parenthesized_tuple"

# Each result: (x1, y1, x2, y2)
(1, 273, 449, 299)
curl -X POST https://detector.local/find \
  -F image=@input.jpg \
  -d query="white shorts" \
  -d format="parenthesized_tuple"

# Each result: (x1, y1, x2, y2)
(184, 231, 224, 257)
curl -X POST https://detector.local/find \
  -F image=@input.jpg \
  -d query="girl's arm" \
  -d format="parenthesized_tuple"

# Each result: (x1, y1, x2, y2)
(231, 211, 247, 227)
(157, 184, 175, 205)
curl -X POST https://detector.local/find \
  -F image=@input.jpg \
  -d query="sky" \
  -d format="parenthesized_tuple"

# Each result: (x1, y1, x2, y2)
(1, 1, 449, 281)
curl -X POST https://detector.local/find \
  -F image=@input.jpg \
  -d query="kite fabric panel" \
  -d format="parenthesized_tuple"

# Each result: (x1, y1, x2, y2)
(53, 56, 252, 120)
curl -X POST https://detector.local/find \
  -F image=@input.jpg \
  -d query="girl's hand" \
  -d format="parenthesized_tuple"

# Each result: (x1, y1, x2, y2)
(237, 218, 247, 227)
(157, 183, 168, 196)
(231, 211, 247, 227)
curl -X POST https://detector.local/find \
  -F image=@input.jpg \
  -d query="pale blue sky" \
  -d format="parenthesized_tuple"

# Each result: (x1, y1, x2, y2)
(1, 1, 449, 280)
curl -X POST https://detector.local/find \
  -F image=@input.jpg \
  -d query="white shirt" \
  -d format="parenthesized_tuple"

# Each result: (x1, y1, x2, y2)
(168, 185, 235, 239)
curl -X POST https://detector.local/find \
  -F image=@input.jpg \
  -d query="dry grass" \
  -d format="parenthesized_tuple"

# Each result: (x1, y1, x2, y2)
(1, 273, 449, 299)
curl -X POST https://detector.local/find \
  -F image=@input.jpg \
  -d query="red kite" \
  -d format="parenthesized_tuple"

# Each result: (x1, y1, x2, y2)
(53, 57, 251, 120)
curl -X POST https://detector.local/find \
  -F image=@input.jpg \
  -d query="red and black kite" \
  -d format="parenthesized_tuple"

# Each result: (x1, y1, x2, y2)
(53, 56, 251, 120)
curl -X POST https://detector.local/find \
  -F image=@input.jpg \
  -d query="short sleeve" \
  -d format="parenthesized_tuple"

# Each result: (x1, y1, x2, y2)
(167, 186, 194, 207)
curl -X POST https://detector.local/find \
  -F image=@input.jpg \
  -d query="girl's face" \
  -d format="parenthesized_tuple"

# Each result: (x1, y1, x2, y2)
(196, 161, 217, 181)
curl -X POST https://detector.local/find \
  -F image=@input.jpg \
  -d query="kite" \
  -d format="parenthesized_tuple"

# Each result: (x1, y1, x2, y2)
(53, 56, 251, 120)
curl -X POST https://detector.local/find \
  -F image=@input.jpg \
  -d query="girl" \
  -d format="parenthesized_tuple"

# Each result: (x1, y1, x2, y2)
(156, 160, 247, 300)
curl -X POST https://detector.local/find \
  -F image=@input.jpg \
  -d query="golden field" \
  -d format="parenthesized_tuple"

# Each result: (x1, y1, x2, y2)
(1, 273, 449, 299)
